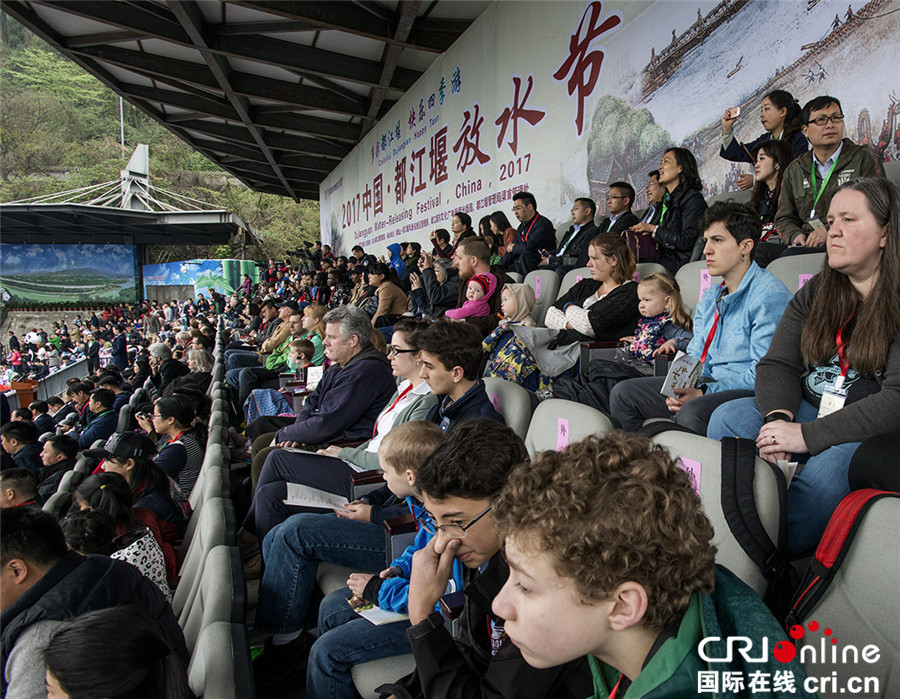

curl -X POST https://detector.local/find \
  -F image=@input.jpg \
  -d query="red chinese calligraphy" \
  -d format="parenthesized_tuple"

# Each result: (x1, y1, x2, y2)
(553, 2, 621, 136)
(394, 156, 408, 205)
(429, 126, 449, 184)
(452, 104, 491, 173)
(410, 147, 427, 195)
(495, 75, 545, 156)
(362, 182, 372, 220)
(373, 174, 384, 217)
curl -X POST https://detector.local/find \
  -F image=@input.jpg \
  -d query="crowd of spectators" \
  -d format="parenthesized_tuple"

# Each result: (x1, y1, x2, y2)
(0, 90, 897, 699)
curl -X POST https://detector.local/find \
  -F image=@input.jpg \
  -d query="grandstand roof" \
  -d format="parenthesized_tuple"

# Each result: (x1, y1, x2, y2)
(2, 1, 488, 202)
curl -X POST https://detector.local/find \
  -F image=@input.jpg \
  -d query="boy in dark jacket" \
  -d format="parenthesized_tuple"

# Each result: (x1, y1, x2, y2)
(490, 432, 813, 698)
(417, 321, 505, 431)
(377, 419, 592, 699)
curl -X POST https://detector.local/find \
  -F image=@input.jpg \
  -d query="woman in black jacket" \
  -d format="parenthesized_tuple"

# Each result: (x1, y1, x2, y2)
(630, 147, 707, 274)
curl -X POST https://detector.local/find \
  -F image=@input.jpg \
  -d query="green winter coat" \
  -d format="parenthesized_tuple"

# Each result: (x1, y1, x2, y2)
(589, 566, 817, 698)
(775, 138, 884, 244)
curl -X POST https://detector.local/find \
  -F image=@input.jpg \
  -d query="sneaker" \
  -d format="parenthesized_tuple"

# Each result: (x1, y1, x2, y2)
(253, 633, 315, 697)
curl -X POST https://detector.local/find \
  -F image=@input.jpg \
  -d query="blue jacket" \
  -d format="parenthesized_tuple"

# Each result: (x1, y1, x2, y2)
(720, 129, 808, 164)
(687, 262, 792, 393)
(426, 379, 506, 432)
(387, 243, 406, 279)
(373, 498, 465, 613)
(76, 409, 117, 449)
(275, 347, 396, 445)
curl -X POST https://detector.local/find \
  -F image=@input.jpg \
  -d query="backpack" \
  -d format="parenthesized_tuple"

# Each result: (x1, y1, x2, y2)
(786, 489, 900, 628)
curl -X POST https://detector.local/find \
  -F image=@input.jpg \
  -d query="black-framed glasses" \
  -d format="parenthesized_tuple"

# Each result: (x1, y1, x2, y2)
(607, 194, 625, 200)
(420, 505, 492, 539)
(808, 114, 844, 126)
(387, 345, 418, 356)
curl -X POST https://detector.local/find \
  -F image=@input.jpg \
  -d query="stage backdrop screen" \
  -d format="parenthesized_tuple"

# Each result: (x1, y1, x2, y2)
(0, 244, 138, 304)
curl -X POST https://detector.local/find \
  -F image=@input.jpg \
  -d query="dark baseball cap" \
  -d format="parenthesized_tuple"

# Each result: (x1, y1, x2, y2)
(276, 300, 300, 311)
(84, 431, 157, 461)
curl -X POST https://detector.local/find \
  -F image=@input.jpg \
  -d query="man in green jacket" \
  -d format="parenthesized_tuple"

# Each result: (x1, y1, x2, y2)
(776, 95, 884, 247)
(491, 432, 814, 698)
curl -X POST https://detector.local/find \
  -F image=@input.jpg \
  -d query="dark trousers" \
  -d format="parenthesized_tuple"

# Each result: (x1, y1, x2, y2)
(609, 376, 753, 436)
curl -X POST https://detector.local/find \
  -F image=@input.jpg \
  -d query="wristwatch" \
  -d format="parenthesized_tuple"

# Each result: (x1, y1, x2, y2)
(764, 411, 793, 424)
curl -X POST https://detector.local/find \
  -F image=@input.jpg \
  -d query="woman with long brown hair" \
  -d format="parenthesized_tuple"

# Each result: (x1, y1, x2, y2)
(545, 233, 641, 344)
(709, 177, 900, 554)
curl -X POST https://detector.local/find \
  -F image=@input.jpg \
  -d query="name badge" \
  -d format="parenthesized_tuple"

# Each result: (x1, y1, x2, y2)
(817, 379, 847, 418)
(807, 213, 826, 230)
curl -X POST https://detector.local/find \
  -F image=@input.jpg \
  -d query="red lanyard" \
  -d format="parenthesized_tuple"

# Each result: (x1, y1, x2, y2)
(522, 215, 539, 242)
(373, 384, 413, 436)
(699, 284, 726, 364)
(608, 675, 624, 699)
(836, 311, 856, 379)
(169, 430, 188, 444)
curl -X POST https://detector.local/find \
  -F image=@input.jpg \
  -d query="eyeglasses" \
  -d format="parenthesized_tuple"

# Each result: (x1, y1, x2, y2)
(387, 345, 418, 356)
(807, 114, 844, 126)
(420, 505, 492, 539)
(512, 205, 526, 212)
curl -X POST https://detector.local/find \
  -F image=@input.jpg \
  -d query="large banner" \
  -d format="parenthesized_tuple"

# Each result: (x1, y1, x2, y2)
(0, 244, 137, 304)
(142, 258, 261, 297)
(320, 0, 899, 254)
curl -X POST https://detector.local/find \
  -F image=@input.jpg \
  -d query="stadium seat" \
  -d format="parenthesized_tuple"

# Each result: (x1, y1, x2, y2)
(482, 377, 534, 440)
(187, 622, 255, 698)
(675, 260, 721, 316)
(116, 404, 135, 432)
(524, 399, 613, 457)
(523, 269, 561, 326)
(792, 495, 899, 699)
(634, 262, 667, 281)
(766, 252, 826, 295)
(557, 267, 590, 299)
(56, 469, 83, 493)
(352, 655, 417, 699)
(884, 159, 900, 189)
(505, 271, 524, 283)
(42, 491, 71, 519)
(706, 188, 753, 206)
(174, 497, 232, 621)
(649, 431, 784, 598)
(181, 545, 245, 652)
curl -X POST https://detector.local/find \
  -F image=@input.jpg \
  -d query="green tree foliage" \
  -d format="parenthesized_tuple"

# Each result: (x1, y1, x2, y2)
(0, 15, 321, 260)
(586, 95, 671, 204)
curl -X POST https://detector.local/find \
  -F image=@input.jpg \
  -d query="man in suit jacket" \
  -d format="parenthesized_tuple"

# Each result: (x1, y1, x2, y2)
(540, 197, 600, 276)
(634, 171, 665, 226)
(111, 326, 128, 371)
(597, 182, 640, 235)
(501, 191, 557, 276)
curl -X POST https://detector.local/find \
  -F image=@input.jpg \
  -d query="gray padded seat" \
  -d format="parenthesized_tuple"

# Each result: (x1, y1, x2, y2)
(524, 399, 613, 458)
(524, 269, 561, 326)
(796, 496, 899, 699)
(650, 431, 784, 598)
(482, 377, 534, 440)
(766, 252, 826, 295)
(675, 260, 722, 317)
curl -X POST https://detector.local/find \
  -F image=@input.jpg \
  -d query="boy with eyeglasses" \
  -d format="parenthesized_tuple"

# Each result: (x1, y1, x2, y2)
(377, 418, 593, 699)
(776, 95, 884, 249)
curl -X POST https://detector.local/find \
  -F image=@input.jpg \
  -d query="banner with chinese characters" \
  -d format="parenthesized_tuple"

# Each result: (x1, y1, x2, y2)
(320, 0, 899, 255)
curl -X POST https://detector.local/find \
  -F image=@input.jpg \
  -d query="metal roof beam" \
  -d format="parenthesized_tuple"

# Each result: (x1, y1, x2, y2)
(173, 119, 348, 159)
(166, 0, 299, 200)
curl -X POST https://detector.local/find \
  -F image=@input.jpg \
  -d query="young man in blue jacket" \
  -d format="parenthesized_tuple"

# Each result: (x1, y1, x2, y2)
(610, 202, 793, 435)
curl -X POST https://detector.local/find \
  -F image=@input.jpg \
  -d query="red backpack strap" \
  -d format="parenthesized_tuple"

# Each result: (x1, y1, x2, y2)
(787, 489, 899, 627)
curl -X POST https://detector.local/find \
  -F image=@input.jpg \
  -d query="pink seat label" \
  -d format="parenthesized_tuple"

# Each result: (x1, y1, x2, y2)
(535, 276, 542, 299)
(556, 417, 569, 450)
(680, 457, 702, 495)
(698, 269, 712, 301)
(798, 273, 813, 289)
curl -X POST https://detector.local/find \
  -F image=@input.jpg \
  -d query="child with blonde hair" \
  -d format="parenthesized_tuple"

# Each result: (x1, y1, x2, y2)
(550, 273, 692, 411)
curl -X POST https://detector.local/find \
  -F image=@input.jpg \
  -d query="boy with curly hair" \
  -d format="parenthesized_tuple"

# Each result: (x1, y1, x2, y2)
(491, 431, 812, 698)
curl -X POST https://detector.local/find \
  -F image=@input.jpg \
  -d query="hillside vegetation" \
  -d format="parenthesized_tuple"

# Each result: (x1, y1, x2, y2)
(0, 13, 321, 262)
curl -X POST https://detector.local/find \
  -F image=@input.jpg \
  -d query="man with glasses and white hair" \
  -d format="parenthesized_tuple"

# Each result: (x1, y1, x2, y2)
(776, 95, 884, 250)
(245, 305, 397, 492)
